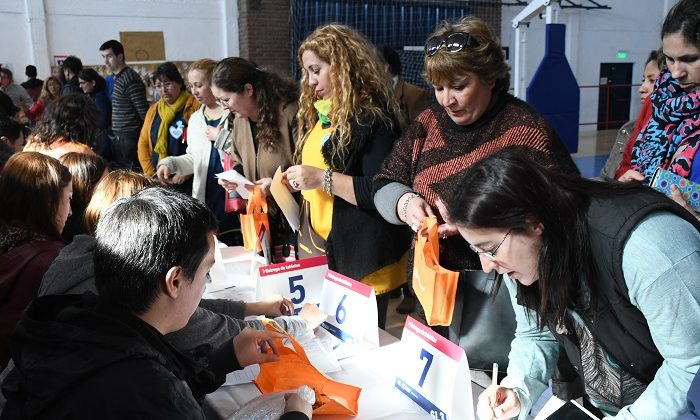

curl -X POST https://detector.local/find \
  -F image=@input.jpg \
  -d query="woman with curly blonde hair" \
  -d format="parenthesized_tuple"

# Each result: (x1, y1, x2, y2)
(284, 23, 411, 328)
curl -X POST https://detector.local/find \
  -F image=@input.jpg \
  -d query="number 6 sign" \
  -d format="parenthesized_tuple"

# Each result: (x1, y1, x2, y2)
(394, 316, 473, 420)
(318, 270, 379, 359)
(256, 256, 328, 313)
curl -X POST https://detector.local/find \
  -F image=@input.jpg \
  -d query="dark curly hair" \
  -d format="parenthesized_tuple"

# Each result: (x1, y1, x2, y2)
(212, 57, 298, 152)
(29, 93, 99, 148)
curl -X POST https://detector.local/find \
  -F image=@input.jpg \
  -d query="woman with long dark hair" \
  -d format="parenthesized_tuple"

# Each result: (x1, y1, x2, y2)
(211, 57, 298, 249)
(447, 150, 700, 419)
(0, 152, 72, 369)
(78, 69, 111, 134)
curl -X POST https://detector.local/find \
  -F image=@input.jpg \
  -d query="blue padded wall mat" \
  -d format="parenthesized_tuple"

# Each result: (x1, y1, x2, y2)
(526, 23, 580, 153)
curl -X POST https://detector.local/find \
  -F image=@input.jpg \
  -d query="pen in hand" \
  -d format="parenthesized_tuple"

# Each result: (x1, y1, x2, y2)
(491, 362, 498, 409)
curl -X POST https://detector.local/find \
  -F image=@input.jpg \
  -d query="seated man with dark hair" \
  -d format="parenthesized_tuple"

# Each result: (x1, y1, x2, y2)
(1, 187, 312, 419)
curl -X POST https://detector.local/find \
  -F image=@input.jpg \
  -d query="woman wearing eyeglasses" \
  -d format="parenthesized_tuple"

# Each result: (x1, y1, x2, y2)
(374, 17, 577, 371)
(284, 24, 411, 329)
(209, 57, 298, 250)
(448, 150, 700, 419)
(137, 62, 199, 187)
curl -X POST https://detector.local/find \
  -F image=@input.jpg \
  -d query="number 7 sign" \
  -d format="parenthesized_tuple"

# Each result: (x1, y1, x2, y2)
(394, 316, 473, 420)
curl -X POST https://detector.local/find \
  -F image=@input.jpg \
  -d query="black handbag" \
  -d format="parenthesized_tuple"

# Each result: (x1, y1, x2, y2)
(297, 199, 326, 258)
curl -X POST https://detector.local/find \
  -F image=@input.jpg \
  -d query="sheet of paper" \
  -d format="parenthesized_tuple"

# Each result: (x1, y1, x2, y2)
(298, 331, 342, 373)
(215, 169, 254, 199)
(223, 364, 260, 386)
(270, 167, 300, 231)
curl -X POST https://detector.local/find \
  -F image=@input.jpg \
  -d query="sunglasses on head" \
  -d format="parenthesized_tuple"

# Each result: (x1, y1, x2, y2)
(424, 32, 480, 57)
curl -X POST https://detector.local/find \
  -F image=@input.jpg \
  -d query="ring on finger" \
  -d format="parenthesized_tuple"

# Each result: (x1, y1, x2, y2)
(290, 179, 299, 189)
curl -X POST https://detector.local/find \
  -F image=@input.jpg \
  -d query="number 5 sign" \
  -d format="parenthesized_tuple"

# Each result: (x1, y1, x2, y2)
(318, 270, 379, 359)
(395, 316, 473, 420)
(256, 256, 328, 314)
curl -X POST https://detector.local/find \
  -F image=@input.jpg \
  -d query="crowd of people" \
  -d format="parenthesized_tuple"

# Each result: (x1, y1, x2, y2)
(1, 0, 700, 418)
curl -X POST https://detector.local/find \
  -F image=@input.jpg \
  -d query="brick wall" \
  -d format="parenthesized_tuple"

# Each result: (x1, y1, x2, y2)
(237, 0, 292, 77)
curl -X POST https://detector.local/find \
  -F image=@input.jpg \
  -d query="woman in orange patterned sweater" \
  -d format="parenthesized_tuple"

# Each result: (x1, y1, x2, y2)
(373, 16, 577, 372)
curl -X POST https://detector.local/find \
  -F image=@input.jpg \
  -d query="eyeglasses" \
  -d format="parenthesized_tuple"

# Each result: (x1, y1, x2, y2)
(215, 96, 231, 106)
(469, 229, 511, 261)
(424, 32, 479, 57)
(154, 81, 175, 90)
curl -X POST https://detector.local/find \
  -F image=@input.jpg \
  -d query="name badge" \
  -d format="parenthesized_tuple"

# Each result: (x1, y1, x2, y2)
(256, 256, 328, 314)
(395, 316, 473, 420)
(318, 270, 379, 359)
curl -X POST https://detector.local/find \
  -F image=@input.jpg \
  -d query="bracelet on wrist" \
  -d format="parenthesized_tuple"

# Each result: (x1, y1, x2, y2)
(322, 168, 334, 196)
(401, 192, 420, 223)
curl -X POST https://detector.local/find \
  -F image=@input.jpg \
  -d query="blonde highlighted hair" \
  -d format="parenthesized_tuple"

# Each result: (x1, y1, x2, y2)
(425, 17, 510, 95)
(296, 24, 398, 168)
(40, 76, 62, 102)
(188, 59, 217, 85)
(84, 170, 156, 234)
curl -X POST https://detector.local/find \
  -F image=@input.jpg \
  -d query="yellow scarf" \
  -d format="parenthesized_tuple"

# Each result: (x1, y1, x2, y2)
(154, 91, 190, 161)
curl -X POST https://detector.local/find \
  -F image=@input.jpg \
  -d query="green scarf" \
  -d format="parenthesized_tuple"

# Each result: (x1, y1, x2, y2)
(314, 99, 332, 125)
(154, 91, 190, 161)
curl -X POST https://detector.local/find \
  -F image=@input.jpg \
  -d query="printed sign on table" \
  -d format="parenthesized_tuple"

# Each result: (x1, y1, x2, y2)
(256, 256, 327, 314)
(395, 316, 473, 420)
(318, 270, 379, 359)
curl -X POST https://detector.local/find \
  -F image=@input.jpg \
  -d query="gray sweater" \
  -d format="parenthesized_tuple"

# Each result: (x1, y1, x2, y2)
(39, 235, 306, 351)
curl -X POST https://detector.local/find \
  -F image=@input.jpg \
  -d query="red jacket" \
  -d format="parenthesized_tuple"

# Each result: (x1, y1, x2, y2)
(615, 97, 654, 179)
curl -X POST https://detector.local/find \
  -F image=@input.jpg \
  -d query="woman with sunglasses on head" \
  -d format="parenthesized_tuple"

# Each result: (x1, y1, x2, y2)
(447, 150, 700, 419)
(285, 24, 411, 329)
(209, 57, 298, 250)
(374, 17, 577, 371)
(137, 62, 199, 191)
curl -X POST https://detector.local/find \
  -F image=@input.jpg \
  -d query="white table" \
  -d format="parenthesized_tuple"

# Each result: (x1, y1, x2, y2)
(203, 246, 483, 419)
(204, 328, 482, 420)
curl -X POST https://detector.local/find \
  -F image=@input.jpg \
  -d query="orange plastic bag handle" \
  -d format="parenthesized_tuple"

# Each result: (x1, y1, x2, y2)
(246, 185, 268, 215)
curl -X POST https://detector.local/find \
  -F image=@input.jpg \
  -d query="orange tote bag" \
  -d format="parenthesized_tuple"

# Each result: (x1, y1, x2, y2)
(412, 216, 459, 326)
(254, 321, 361, 416)
(240, 186, 270, 251)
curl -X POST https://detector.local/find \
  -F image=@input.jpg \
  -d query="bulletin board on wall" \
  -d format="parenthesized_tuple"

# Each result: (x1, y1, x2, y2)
(120, 31, 166, 62)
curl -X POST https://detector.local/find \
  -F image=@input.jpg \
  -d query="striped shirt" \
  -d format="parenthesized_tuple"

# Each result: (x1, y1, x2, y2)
(111, 66, 148, 131)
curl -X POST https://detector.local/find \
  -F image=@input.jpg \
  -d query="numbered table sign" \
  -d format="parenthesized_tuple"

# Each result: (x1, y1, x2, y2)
(395, 316, 473, 420)
(256, 256, 328, 314)
(318, 270, 379, 359)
